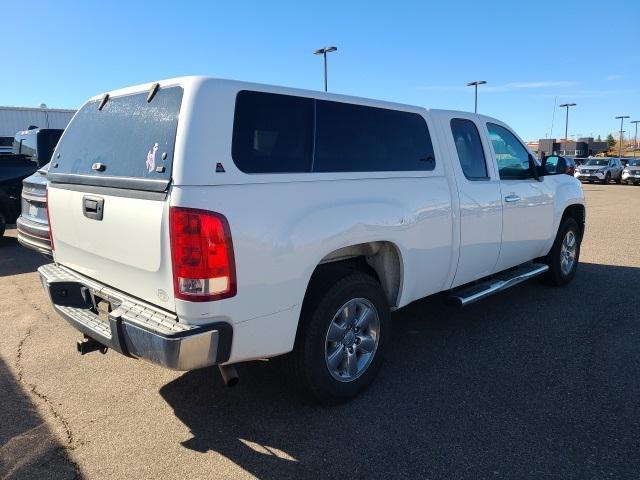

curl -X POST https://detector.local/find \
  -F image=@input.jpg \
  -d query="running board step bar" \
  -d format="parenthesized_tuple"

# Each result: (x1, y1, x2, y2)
(448, 263, 549, 307)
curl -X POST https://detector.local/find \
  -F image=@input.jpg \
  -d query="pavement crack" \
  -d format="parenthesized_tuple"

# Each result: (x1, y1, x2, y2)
(14, 285, 83, 478)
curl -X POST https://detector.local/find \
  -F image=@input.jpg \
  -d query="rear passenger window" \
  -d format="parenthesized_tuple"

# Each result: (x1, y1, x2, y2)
(314, 101, 435, 172)
(232, 91, 314, 173)
(450, 118, 488, 179)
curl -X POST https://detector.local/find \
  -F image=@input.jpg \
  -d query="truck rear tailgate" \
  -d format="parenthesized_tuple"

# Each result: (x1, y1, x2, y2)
(47, 186, 174, 310)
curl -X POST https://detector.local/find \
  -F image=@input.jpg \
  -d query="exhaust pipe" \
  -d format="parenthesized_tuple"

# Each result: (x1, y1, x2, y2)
(218, 364, 239, 387)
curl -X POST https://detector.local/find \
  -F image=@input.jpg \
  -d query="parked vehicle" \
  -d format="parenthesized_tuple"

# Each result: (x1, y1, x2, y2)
(574, 157, 623, 184)
(0, 136, 13, 154)
(559, 156, 576, 175)
(17, 164, 51, 255)
(621, 158, 640, 185)
(0, 128, 62, 238)
(39, 78, 585, 402)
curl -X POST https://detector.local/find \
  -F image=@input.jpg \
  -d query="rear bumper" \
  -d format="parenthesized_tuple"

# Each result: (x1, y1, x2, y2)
(38, 263, 233, 370)
(16, 215, 52, 257)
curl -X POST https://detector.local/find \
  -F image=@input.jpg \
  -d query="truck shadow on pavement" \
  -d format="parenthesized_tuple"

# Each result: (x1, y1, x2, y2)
(0, 229, 48, 277)
(0, 357, 80, 479)
(160, 262, 640, 480)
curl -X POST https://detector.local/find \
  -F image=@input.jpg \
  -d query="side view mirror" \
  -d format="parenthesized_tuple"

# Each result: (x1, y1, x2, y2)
(542, 155, 567, 175)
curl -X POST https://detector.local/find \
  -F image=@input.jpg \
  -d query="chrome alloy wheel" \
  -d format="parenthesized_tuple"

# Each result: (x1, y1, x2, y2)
(560, 230, 577, 275)
(324, 298, 380, 382)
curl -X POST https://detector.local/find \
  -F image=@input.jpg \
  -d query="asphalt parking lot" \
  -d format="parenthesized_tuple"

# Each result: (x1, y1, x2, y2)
(1, 183, 639, 480)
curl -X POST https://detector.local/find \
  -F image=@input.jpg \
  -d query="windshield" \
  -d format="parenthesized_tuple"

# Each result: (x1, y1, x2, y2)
(585, 159, 609, 166)
(50, 86, 182, 191)
(628, 159, 640, 167)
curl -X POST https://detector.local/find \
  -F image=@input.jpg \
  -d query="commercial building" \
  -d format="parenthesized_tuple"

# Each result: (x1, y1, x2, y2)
(0, 105, 75, 152)
(538, 137, 608, 158)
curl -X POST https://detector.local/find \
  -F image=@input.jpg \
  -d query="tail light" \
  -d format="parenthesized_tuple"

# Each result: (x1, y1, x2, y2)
(169, 207, 236, 302)
(45, 188, 54, 251)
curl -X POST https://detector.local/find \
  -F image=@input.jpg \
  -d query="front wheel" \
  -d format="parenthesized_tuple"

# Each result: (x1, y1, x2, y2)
(544, 217, 581, 286)
(283, 270, 390, 404)
(602, 172, 611, 184)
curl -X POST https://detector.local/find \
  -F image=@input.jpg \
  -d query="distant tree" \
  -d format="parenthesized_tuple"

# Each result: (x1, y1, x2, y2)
(606, 133, 616, 149)
(596, 134, 602, 142)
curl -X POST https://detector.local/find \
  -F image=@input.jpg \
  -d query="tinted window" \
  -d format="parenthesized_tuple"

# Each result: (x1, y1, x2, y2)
(15, 133, 37, 158)
(51, 87, 182, 182)
(487, 123, 532, 179)
(314, 101, 435, 172)
(232, 91, 314, 173)
(450, 118, 488, 179)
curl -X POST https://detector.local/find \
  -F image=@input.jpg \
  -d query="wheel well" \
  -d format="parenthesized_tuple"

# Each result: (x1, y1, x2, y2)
(562, 204, 586, 238)
(309, 241, 403, 308)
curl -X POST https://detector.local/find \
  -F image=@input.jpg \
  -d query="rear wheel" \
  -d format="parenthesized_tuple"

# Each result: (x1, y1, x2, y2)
(602, 172, 611, 184)
(544, 217, 581, 286)
(283, 269, 390, 404)
(0, 212, 5, 237)
(615, 174, 622, 184)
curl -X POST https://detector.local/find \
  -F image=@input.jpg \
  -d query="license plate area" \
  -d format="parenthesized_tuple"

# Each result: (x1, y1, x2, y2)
(49, 282, 94, 309)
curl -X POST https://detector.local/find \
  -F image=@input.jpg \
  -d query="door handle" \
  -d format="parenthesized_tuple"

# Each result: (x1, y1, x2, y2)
(83, 196, 104, 220)
(504, 194, 521, 203)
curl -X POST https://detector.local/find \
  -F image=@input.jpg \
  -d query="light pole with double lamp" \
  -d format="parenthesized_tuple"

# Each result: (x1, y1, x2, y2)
(314, 46, 337, 92)
(559, 103, 576, 140)
(466, 80, 487, 113)
(615, 116, 630, 158)
(630, 120, 640, 157)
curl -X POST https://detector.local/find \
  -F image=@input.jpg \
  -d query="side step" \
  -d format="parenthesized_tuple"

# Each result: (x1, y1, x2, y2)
(448, 263, 549, 307)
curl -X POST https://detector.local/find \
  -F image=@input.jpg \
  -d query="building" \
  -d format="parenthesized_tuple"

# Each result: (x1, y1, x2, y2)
(537, 137, 608, 158)
(0, 106, 76, 152)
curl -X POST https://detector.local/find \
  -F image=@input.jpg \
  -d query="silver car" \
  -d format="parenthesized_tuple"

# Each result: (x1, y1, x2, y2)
(621, 158, 640, 185)
(574, 158, 623, 184)
(16, 165, 51, 256)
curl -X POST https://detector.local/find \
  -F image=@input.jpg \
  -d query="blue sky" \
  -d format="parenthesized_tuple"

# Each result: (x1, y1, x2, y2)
(2, 0, 639, 141)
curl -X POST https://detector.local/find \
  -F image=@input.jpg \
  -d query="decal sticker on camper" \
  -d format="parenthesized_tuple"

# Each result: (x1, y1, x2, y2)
(146, 143, 159, 172)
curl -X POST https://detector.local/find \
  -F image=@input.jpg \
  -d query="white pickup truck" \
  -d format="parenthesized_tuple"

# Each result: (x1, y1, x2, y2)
(40, 77, 585, 403)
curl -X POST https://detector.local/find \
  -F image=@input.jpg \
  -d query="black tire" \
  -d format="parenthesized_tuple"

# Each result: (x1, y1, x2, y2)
(543, 217, 581, 286)
(615, 174, 622, 184)
(602, 172, 611, 184)
(0, 212, 5, 238)
(588, 180, 594, 183)
(283, 269, 390, 404)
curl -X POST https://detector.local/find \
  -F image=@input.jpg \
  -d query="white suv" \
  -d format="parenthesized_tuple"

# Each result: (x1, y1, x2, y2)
(39, 77, 585, 402)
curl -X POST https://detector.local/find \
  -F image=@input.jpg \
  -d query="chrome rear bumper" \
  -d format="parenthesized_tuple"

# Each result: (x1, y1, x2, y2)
(16, 215, 52, 257)
(38, 263, 232, 370)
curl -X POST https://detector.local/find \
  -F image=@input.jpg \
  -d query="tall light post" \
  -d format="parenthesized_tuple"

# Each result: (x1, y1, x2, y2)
(559, 103, 576, 140)
(466, 80, 487, 113)
(615, 115, 630, 158)
(630, 120, 640, 157)
(314, 46, 337, 92)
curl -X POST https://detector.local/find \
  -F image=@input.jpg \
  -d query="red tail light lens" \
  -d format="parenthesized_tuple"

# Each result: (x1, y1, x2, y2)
(169, 207, 236, 302)
(45, 188, 54, 251)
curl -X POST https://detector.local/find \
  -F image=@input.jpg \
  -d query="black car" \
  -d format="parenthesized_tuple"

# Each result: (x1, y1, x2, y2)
(0, 128, 62, 238)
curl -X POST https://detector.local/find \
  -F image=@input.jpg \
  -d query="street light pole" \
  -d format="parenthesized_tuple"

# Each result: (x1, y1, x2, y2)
(559, 103, 576, 140)
(466, 80, 487, 113)
(615, 115, 630, 158)
(630, 120, 640, 158)
(313, 46, 337, 92)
